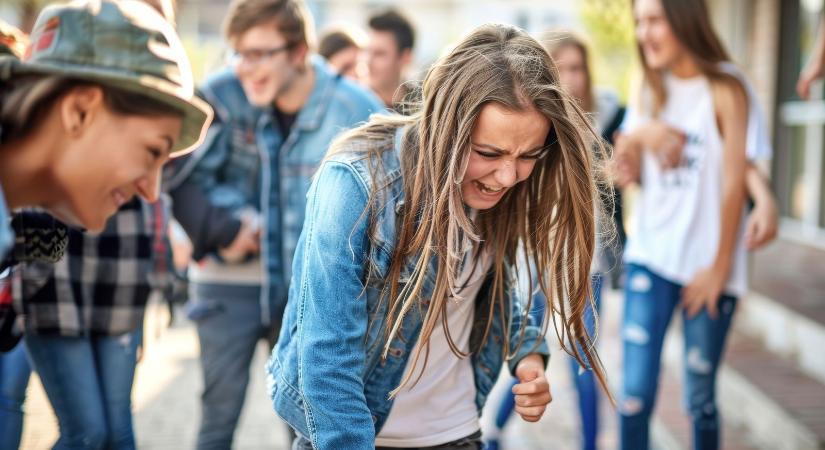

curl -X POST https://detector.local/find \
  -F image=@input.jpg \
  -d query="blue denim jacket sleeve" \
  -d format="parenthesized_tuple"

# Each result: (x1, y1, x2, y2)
(184, 122, 248, 210)
(506, 264, 550, 376)
(295, 160, 375, 449)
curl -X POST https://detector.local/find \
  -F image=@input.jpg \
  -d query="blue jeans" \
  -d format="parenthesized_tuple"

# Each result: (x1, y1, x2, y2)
(0, 342, 32, 450)
(489, 275, 602, 450)
(567, 274, 601, 450)
(188, 283, 282, 450)
(620, 264, 737, 450)
(23, 330, 142, 450)
(292, 430, 483, 449)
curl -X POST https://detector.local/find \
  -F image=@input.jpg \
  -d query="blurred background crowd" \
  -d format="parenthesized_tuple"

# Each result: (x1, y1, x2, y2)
(1, 0, 824, 449)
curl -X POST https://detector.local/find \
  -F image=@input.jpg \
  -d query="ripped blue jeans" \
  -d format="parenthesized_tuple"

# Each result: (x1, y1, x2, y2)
(620, 264, 737, 450)
(24, 330, 142, 450)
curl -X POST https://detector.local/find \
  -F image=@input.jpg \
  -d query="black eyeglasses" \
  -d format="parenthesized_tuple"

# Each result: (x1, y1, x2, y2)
(226, 44, 293, 67)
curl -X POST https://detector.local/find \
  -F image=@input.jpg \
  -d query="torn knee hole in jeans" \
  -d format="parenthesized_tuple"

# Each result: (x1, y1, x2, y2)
(117, 332, 133, 348)
(623, 323, 649, 345)
(629, 272, 652, 293)
(620, 397, 644, 416)
(687, 347, 712, 374)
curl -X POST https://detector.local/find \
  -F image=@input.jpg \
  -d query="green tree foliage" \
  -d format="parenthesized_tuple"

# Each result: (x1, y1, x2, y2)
(10, 0, 51, 33)
(580, 0, 637, 102)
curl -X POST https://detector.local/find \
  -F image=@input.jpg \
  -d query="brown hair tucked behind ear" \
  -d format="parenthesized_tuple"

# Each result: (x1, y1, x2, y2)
(0, 76, 183, 144)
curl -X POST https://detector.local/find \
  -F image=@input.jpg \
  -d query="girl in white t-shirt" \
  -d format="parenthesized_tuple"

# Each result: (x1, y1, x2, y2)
(611, 0, 761, 448)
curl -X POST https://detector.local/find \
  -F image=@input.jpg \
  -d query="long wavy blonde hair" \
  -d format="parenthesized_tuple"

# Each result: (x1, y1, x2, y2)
(328, 24, 611, 398)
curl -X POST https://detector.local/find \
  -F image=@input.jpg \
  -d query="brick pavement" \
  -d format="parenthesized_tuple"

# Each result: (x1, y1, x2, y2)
(20, 302, 291, 450)
(23, 288, 772, 450)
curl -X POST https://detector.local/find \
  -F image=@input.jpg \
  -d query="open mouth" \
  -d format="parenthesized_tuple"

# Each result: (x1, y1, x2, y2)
(643, 44, 661, 57)
(250, 78, 269, 91)
(474, 180, 505, 195)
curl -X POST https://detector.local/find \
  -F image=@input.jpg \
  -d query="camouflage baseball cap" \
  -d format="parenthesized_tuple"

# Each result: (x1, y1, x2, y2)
(0, 0, 212, 156)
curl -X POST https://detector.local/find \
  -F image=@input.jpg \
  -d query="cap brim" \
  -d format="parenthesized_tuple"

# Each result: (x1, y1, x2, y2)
(0, 56, 213, 157)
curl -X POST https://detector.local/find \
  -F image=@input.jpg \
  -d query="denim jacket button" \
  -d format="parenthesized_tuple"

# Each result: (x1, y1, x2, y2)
(372, 414, 379, 423)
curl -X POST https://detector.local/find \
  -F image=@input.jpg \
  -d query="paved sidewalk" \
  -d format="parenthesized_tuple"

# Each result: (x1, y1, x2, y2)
(482, 288, 623, 450)
(20, 302, 291, 450)
(20, 292, 628, 450)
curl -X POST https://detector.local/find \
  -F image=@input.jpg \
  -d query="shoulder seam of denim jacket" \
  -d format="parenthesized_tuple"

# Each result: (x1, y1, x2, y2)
(168, 72, 260, 189)
(322, 160, 371, 193)
(345, 153, 402, 261)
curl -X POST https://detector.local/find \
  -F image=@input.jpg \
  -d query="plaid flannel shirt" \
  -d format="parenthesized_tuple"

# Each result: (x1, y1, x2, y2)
(15, 198, 168, 337)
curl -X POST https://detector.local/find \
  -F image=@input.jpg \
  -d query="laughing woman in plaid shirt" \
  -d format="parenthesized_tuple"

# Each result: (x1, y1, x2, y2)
(16, 199, 168, 449)
(0, 0, 210, 448)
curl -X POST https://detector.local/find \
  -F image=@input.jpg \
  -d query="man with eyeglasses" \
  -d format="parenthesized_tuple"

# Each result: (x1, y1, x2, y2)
(166, 0, 382, 448)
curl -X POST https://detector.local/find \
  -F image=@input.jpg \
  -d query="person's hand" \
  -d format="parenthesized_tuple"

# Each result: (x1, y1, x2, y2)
(797, 62, 824, 100)
(645, 121, 686, 169)
(512, 353, 552, 423)
(219, 212, 261, 263)
(167, 223, 192, 272)
(611, 133, 641, 187)
(744, 197, 778, 250)
(682, 267, 726, 319)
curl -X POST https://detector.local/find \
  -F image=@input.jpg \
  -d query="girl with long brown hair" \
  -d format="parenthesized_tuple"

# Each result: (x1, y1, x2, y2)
(613, 0, 772, 448)
(267, 23, 611, 449)
(485, 30, 624, 450)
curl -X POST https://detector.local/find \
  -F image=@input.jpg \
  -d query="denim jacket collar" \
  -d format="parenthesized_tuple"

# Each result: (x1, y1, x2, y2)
(291, 56, 341, 132)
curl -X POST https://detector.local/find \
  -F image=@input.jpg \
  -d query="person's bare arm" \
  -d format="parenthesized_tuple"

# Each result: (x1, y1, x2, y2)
(798, 12, 825, 99)
(683, 79, 748, 318)
(744, 164, 778, 250)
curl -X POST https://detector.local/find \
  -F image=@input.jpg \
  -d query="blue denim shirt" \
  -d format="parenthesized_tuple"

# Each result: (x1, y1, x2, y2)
(171, 57, 383, 319)
(266, 127, 550, 450)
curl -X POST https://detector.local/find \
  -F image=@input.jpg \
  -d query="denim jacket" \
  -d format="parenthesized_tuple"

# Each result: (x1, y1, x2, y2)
(0, 184, 12, 260)
(169, 57, 383, 320)
(266, 127, 550, 450)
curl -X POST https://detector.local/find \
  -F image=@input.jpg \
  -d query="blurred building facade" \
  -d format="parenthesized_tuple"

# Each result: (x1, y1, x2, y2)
(675, 2, 825, 448)
(711, 0, 825, 247)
